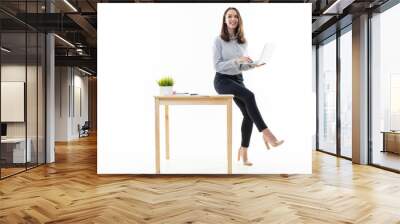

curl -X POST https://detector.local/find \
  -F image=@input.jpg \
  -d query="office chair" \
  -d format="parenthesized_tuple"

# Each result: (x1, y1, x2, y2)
(79, 121, 90, 138)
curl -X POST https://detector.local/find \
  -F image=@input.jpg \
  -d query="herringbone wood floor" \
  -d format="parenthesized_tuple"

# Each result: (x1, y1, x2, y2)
(1, 134, 400, 224)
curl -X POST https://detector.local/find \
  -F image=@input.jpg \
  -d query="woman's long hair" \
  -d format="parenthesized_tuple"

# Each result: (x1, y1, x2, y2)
(220, 7, 246, 44)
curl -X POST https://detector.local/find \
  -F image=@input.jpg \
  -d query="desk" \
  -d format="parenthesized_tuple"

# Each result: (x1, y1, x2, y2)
(154, 95, 233, 174)
(1, 138, 31, 163)
(381, 131, 400, 154)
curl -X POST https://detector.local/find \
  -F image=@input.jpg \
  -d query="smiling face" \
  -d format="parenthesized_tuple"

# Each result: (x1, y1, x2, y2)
(220, 7, 246, 44)
(225, 9, 239, 31)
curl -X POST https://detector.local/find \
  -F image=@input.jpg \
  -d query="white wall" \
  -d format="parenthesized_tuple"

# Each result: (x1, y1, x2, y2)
(55, 66, 69, 141)
(55, 67, 89, 141)
(72, 72, 89, 138)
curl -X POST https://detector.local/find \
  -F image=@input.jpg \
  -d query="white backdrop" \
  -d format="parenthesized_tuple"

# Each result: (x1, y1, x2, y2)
(98, 3, 312, 174)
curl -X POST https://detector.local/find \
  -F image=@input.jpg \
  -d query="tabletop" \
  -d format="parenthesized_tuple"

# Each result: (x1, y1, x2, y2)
(154, 95, 233, 100)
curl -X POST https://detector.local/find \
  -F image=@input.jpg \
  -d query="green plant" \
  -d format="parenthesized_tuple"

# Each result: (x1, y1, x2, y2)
(157, 76, 174, 86)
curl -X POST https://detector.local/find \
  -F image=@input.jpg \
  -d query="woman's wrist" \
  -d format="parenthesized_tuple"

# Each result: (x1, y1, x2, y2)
(234, 58, 241, 65)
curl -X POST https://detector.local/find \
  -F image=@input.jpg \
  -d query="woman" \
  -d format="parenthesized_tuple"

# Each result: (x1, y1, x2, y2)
(213, 7, 283, 166)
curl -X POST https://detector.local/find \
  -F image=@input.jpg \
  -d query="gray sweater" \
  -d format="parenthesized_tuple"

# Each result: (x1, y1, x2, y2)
(213, 36, 255, 75)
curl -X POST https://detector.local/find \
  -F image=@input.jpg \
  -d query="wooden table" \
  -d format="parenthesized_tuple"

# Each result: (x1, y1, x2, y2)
(154, 95, 233, 174)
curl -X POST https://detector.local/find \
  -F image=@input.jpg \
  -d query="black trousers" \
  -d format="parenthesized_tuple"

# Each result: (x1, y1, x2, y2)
(214, 72, 268, 148)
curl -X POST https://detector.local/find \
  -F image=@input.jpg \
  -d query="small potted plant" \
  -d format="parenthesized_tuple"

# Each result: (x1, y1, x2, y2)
(157, 76, 174, 96)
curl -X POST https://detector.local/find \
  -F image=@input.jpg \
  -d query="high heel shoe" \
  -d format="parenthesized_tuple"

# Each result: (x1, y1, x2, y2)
(264, 139, 284, 150)
(263, 128, 284, 150)
(237, 148, 253, 166)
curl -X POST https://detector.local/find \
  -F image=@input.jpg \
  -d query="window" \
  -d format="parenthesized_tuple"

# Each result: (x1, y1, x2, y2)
(318, 36, 337, 154)
(339, 28, 352, 158)
(371, 3, 400, 171)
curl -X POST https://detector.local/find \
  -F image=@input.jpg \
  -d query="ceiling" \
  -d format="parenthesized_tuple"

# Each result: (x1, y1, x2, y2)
(0, 0, 393, 75)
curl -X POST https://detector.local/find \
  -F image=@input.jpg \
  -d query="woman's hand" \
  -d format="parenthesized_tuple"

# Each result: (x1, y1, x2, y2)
(236, 56, 253, 64)
(254, 63, 266, 68)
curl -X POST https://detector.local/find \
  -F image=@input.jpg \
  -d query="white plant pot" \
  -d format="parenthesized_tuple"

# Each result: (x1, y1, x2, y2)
(160, 86, 173, 96)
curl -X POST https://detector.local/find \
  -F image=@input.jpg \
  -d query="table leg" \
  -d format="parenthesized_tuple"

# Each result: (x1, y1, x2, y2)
(227, 99, 232, 174)
(155, 99, 160, 174)
(165, 105, 170, 160)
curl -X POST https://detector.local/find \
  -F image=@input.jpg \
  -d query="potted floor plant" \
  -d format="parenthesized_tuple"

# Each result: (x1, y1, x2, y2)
(157, 76, 174, 96)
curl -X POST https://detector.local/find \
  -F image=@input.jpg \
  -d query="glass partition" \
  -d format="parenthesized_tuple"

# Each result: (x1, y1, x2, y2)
(318, 36, 337, 155)
(0, 1, 46, 179)
(38, 32, 45, 165)
(339, 28, 352, 158)
(1, 31, 28, 177)
(27, 30, 38, 169)
(371, 3, 400, 171)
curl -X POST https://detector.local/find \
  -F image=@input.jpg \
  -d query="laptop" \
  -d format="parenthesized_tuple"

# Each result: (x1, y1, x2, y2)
(244, 43, 275, 66)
